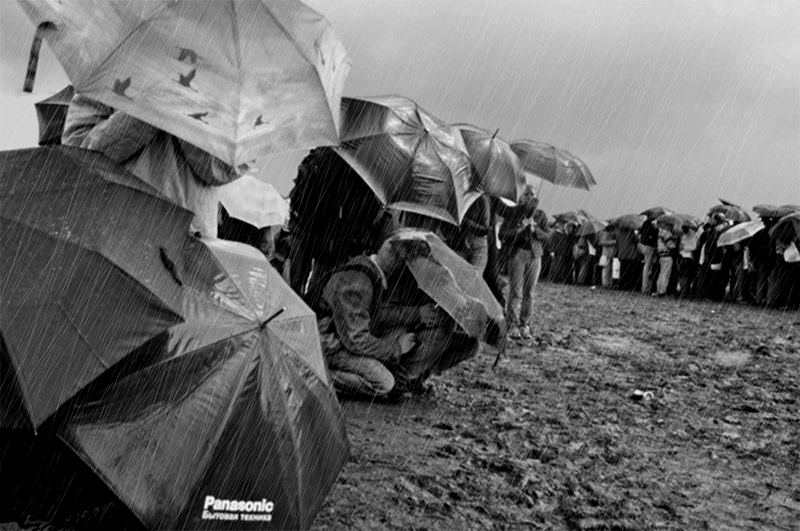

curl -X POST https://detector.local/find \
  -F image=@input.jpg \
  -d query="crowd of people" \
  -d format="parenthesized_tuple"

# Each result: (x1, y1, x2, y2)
(541, 210, 800, 310)
(59, 92, 799, 405)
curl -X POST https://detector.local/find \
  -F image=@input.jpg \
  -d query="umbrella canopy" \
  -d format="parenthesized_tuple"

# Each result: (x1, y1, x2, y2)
(718, 198, 742, 208)
(218, 175, 289, 228)
(676, 213, 702, 230)
(34, 85, 74, 145)
(0, 146, 193, 429)
(54, 238, 348, 530)
(553, 211, 583, 226)
(335, 95, 479, 225)
(454, 123, 525, 203)
(752, 204, 800, 219)
(19, 0, 351, 166)
(388, 231, 505, 346)
(656, 213, 684, 232)
(769, 212, 800, 245)
(717, 220, 765, 247)
(708, 204, 750, 223)
(607, 213, 647, 231)
(576, 216, 607, 237)
(640, 206, 674, 219)
(509, 140, 596, 191)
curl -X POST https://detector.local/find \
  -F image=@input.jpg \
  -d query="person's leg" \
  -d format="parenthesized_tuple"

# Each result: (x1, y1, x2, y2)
(657, 256, 672, 295)
(639, 245, 653, 294)
(520, 252, 535, 336)
(506, 249, 524, 334)
(468, 237, 489, 275)
(326, 350, 395, 398)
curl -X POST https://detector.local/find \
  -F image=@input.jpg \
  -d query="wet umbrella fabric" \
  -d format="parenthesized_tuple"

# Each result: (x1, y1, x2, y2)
(334, 95, 479, 225)
(676, 214, 702, 230)
(389, 231, 506, 347)
(454, 123, 525, 203)
(640, 206, 674, 220)
(34, 85, 74, 145)
(752, 204, 800, 219)
(509, 140, 596, 191)
(769, 212, 800, 245)
(217, 175, 289, 229)
(708, 204, 750, 223)
(0, 146, 192, 429)
(717, 220, 765, 247)
(607, 214, 646, 231)
(19, 0, 350, 166)
(55, 238, 348, 530)
(656, 213, 684, 233)
(576, 216, 607, 237)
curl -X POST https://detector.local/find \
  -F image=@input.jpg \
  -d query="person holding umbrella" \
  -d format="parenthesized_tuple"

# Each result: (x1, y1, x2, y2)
(62, 94, 253, 238)
(497, 185, 550, 340)
(637, 217, 660, 295)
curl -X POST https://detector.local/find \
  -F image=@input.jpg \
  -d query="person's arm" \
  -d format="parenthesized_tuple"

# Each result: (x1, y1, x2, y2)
(373, 303, 422, 330)
(177, 138, 250, 186)
(324, 271, 402, 363)
(62, 95, 158, 163)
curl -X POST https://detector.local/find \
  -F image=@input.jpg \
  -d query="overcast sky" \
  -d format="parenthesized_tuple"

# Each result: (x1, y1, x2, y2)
(1, 0, 798, 219)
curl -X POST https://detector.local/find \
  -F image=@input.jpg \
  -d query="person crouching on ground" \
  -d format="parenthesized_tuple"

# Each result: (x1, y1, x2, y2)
(315, 234, 434, 399)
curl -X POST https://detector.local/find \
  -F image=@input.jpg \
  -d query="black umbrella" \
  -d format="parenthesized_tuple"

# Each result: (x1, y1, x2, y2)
(55, 238, 349, 530)
(334, 95, 480, 225)
(0, 146, 193, 429)
(640, 206, 674, 219)
(769, 212, 800, 245)
(752, 204, 800, 219)
(607, 213, 647, 231)
(708, 204, 750, 223)
(454, 123, 525, 203)
(34, 85, 74, 145)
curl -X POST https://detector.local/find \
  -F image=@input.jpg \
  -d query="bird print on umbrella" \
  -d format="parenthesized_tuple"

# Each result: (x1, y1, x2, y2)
(177, 68, 198, 90)
(112, 77, 133, 99)
(177, 47, 200, 64)
(188, 111, 209, 124)
(254, 114, 267, 128)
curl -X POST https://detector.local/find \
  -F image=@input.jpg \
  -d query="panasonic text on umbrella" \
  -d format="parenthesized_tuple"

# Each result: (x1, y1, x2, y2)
(202, 496, 274, 522)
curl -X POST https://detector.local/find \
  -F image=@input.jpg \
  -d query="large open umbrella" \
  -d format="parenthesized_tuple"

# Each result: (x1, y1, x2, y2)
(19, 0, 351, 166)
(708, 204, 750, 223)
(676, 213, 703, 230)
(509, 140, 596, 191)
(218, 175, 289, 229)
(335, 95, 480, 225)
(769, 212, 800, 246)
(607, 213, 647, 231)
(454, 123, 525, 203)
(53, 238, 348, 530)
(0, 146, 193, 429)
(640, 206, 674, 219)
(34, 85, 74, 145)
(717, 220, 765, 247)
(752, 204, 800, 219)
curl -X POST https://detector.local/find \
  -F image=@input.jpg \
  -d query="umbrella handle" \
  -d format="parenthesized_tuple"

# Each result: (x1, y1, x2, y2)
(23, 22, 56, 93)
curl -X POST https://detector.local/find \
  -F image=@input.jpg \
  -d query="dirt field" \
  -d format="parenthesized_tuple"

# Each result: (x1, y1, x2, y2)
(311, 281, 800, 531)
(3, 281, 798, 531)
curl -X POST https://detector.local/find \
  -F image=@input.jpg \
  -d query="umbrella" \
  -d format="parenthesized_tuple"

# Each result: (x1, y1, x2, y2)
(576, 216, 607, 237)
(388, 231, 505, 346)
(509, 140, 596, 191)
(656, 213, 684, 232)
(717, 220, 765, 247)
(718, 198, 742, 208)
(607, 213, 647, 231)
(19, 0, 351, 166)
(769, 212, 800, 245)
(34, 85, 74, 145)
(454, 123, 525, 203)
(0, 146, 193, 429)
(708, 204, 750, 223)
(218, 175, 290, 229)
(752, 204, 800, 219)
(54, 238, 348, 530)
(334, 95, 480, 225)
(676, 213, 702, 230)
(553, 211, 583, 226)
(640, 206, 674, 219)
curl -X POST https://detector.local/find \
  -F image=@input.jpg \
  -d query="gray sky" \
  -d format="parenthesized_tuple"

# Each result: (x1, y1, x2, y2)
(2, 0, 798, 219)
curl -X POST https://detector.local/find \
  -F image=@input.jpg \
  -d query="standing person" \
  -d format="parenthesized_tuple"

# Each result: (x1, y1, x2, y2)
(655, 225, 677, 297)
(454, 194, 491, 273)
(615, 227, 641, 291)
(315, 236, 426, 399)
(62, 94, 251, 238)
(498, 185, 549, 340)
(599, 228, 618, 289)
(748, 218, 775, 305)
(637, 218, 659, 295)
(677, 225, 701, 298)
(483, 196, 507, 307)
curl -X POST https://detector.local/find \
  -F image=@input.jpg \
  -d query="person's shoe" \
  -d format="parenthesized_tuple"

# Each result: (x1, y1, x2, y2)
(508, 326, 521, 339)
(520, 325, 532, 339)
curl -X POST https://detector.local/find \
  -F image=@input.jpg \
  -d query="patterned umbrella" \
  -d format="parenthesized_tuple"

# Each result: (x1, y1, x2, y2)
(20, 0, 351, 166)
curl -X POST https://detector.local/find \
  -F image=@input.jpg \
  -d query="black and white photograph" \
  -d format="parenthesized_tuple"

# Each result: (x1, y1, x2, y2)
(1, 1, 798, 530)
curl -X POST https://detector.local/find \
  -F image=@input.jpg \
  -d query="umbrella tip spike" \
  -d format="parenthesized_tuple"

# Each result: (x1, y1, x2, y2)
(491, 128, 500, 140)
(260, 307, 286, 329)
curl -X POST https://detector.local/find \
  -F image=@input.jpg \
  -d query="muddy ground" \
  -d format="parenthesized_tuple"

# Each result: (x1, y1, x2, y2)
(311, 281, 800, 531)
(3, 281, 799, 531)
